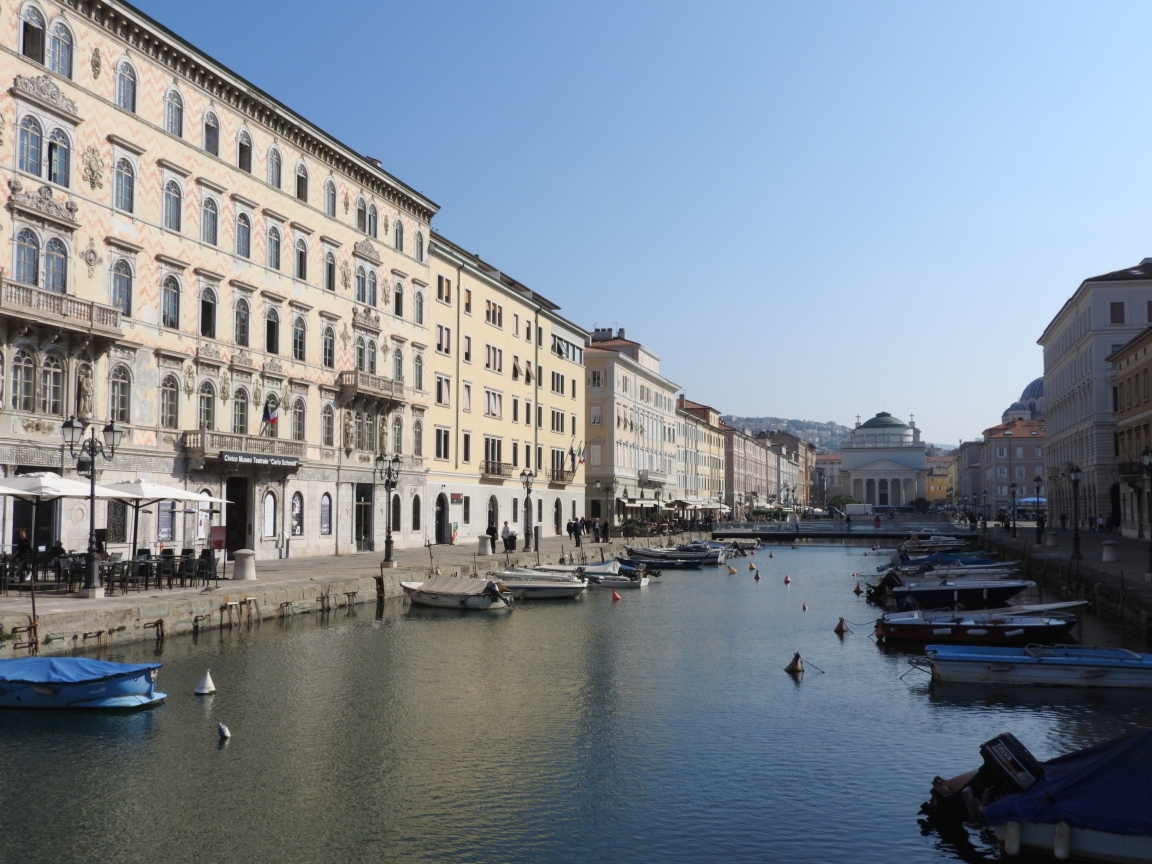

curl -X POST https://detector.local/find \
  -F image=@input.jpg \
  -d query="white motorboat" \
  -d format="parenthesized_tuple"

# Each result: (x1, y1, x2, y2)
(401, 574, 512, 609)
(589, 573, 649, 589)
(531, 561, 621, 576)
(501, 578, 588, 600)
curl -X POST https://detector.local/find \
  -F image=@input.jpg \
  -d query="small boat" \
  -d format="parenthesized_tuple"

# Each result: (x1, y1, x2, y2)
(921, 644, 1152, 688)
(501, 577, 588, 600)
(617, 557, 700, 570)
(589, 573, 649, 589)
(625, 545, 726, 565)
(400, 574, 512, 609)
(532, 561, 621, 576)
(876, 610, 1077, 645)
(867, 571, 1034, 608)
(921, 729, 1152, 863)
(0, 658, 166, 709)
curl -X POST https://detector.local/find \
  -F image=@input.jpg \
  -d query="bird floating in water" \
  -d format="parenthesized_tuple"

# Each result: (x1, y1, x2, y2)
(218, 722, 231, 740)
(195, 670, 216, 695)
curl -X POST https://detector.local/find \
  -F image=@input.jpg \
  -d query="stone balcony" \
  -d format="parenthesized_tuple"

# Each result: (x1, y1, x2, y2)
(1, 280, 122, 339)
(337, 370, 407, 408)
(549, 469, 576, 484)
(182, 430, 306, 470)
(481, 460, 513, 478)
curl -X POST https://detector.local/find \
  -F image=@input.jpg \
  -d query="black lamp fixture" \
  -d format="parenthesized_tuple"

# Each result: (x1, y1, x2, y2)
(1034, 475, 1044, 543)
(1009, 482, 1018, 538)
(62, 416, 123, 593)
(1070, 465, 1083, 561)
(375, 451, 402, 566)
(521, 469, 535, 551)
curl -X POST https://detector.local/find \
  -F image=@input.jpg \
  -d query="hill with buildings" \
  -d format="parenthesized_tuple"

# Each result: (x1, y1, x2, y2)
(720, 416, 853, 452)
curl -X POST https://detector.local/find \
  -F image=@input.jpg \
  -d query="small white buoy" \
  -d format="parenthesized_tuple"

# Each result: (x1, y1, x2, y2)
(218, 722, 231, 740)
(784, 652, 804, 675)
(195, 669, 216, 695)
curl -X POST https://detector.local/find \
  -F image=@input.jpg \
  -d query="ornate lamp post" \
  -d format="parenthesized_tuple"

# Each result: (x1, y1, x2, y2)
(521, 469, 535, 551)
(1034, 475, 1043, 543)
(1070, 465, 1083, 561)
(1010, 482, 1018, 538)
(62, 416, 123, 594)
(375, 452, 401, 566)
(595, 478, 618, 530)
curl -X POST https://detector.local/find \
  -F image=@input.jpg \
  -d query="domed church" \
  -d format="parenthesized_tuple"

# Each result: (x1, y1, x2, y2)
(840, 412, 928, 506)
(1002, 378, 1045, 422)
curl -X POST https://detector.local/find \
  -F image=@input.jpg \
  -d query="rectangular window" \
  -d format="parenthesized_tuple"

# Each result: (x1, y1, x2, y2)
(437, 275, 452, 304)
(525, 400, 532, 426)
(463, 336, 471, 363)
(436, 375, 451, 407)
(590, 443, 601, 466)
(590, 370, 603, 388)
(1015, 446, 1024, 458)
(462, 432, 471, 463)
(537, 326, 543, 347)
(537, 404, 544, 427)
(524, 444, 531, 470)
(512, 442, 519, 467)
(997, 466, 1007, 479)
(537, 445, 543, 470)
(513, 313, 519, 336)
(435, 427, 450, 460)
(571, 413, 577, 435)
(512, 398, 519, 422)
(996, 447, 1007, 458)
(485, 390, 502, 418)
(551, 408, 564, 433)
(1015, 466, 1026, 479)
(1111, 301, 1126, 324)
(485, 345, 503, 372)
(436, 325, 451, 355)
(464, 289, 472, 314)
(463, 383, 472, 412)
(591, 404, 602, 425)
(463, 496, 471, 524)
(572, 378, 577, 400)
(485, 300, 503, 327)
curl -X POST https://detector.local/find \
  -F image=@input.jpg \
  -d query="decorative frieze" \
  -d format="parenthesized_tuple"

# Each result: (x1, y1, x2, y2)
(263, 358, 283, 374)
(91, 48, 102, 80)
(13, 74, 79, 116)
(18, 418, 57, 435)
(352, 307, 381, 332)
(197, 343, 222, 360)
(353, 239, 381, 264)
(8, 179, 78, 225)
(82, 146, 103, 190)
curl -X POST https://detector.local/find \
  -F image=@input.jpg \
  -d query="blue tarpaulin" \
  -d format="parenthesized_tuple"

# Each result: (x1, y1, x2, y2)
(984, 728, 1152, 836)
(0, 657, 159, 684)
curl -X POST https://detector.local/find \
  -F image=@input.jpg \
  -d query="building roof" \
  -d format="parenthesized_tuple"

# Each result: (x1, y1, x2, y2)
(859, 412, 910, 429)
(983, 418, 1046, 439)
(1083, 261, 1152, 284)
(1021, 377, 1044, 401)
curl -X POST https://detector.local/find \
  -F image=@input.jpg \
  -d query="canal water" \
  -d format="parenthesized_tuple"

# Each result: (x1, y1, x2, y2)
(2, 546, 1150, 863)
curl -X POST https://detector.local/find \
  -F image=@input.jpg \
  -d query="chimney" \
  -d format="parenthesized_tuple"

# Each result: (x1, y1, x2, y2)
(365, 156, 382, 168)
(592, 328, 613, 341)
(617, 328, 626, 340)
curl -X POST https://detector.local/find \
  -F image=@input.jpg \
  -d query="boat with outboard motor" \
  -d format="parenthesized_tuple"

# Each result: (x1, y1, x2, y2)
(588, 572, 649, 589)
(921, 729, 1152, 863)
(867, 571, 1034, 608)
(400, 573, 513, 609)
(0, 657, 166, 709)
(625, 544, 726, 565)
(875, 601, 1086, 645)
(920, 644, 1152, 688)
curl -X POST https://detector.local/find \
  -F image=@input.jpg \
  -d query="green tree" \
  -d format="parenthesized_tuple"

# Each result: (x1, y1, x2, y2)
(828, 494, 858, 509)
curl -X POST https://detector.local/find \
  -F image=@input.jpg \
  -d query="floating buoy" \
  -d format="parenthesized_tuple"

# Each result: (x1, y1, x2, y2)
(611, 590, 621, 601)
(754, 571, 761, 581)
(749, 562, 756, 571)
(784, 652, 804, 675)
(834, 618, 848, 635)
(195, 670, 216, 695)
(218, 722, 231, 740)
(784, 574, 791, 585)
(769, 551, 774, 558)
(853, 583, 863, 595)
(727, 565, 737, 575)
(802, 603, 808, 612)
(852, 572, 858, 578)
(863, 552, 868, 557)
(791, 544, 796, 550)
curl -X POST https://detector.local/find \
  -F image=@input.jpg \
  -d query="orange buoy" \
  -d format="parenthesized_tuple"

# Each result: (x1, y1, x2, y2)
(727, 565, 737, 575)
(754, 571, 761, 581)
(784, 652, 804, 675)
(834, 617, 848, 635)
(802, 603, 808, 611)
(784, 574, 791, 585)
(748, 561, 755, 571)
(853, 583, 863, 595)
(612, 590, 622, 601)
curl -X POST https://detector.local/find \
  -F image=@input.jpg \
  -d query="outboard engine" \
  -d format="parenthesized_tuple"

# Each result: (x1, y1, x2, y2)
(921, 733, 1044, 826)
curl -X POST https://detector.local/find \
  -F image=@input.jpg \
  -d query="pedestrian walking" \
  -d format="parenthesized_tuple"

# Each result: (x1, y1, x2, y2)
(501, 521, 513, 552)
(593, 518, 602, 543)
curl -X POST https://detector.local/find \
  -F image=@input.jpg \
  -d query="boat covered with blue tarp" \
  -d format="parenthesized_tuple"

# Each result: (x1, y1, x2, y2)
(0, 657, 166, 709)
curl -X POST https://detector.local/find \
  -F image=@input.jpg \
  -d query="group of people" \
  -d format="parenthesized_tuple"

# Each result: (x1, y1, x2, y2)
(564, 517, 612, 543)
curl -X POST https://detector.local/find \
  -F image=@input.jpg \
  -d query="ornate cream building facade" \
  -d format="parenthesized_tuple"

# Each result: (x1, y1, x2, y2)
(0, 0, 584, 559)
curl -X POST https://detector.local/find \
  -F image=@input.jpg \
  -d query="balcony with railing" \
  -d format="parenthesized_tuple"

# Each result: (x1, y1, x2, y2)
(1, 279, 122, 338)
(481, 461, 513, 478)
(1118, 461, 1146, 479)
(549, 469, 576, 484)
(182, 430, 307, 461)
(337, 370, 407, 404)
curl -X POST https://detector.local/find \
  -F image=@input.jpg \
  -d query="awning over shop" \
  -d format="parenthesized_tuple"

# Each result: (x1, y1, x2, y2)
(617, 497, 660, 507)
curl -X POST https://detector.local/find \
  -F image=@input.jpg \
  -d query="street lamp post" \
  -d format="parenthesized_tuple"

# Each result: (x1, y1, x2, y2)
(61, 416, 123, 594)
(375, 452, 401, 567)
(521, 469, 534, 551)
(1010, 482, 1018, 538)
(748, 489, 758, 523)
(595, 478, 618, 533)
(1142, 450, 1152, 580)
(1034, 475, 1043, 544)
(1070, 465, 1083, 561)
(982, 490, 988, 533)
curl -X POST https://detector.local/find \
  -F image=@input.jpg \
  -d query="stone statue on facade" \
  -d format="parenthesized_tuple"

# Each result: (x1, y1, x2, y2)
(343, 409, 354, 449)
(77, 367, 93, 418)
(379, 414, 390, 453)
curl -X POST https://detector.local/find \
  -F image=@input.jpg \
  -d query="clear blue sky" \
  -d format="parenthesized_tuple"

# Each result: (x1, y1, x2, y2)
(134, 0, 1152, 445)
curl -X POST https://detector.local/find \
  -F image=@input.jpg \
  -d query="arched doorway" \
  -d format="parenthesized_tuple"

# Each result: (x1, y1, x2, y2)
(554, 498, 562, 535)
(487, 495, 499, 530)
(435, 493, 449, 544)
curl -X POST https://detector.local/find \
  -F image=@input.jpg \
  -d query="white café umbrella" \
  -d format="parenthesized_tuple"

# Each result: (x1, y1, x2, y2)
(101, 480, 229, 558)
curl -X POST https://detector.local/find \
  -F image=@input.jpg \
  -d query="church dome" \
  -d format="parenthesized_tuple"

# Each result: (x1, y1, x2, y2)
(1020, 378, 1044, 401)
(859, 411, 909, 429)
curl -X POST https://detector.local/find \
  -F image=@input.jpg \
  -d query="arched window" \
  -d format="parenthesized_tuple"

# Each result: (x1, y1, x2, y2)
(392, 414, 403, 453)
(114, 159, 134, 211)
(161, 276, 180, 329)
(295, 239, 307, 280)
(355, 266, 366, 304)
(47, 22, 73, 77)
(200, 287, 217, 338)
(237, 131, 252, 173)
(393, 347, 404, 381)
(415, 231, 424, 262)
(18, 116, 41, 175)
(112, 259, 132, 316)
(236, 213, 251, 258)
(267, 226, 281, 270)
(367, 340, 377, 375)
(322, 326, 335, 368)
(164, 89, 183, 136)
(393, 282, 404, 318)
(265, 307, 280, 354)
(116, 63, 136, 112)
(295, 163, 308, 202)
(412, 495, 421, 531)
(321, 404, 334, 447)
(234, 298, 250, 347)
(413, 354, 424, 391)
(367, 205, 378, 238)
(292, 317, 306, 361)
(324, 180, 336, 217)
(391, 493, 400, 532)
(356, 198, 367, 232)
(198, 381, 215, 430)
(268, 148, 282, 188)
(44, 238, 66, 293)
(21, 7, 45, 63)
(263, 492, 276, 537)
(291, 491, 303, 536)
(320, 493, 332, 535)
(394, 218, 403, 252)
(367, 271, 378, 307)
(355, 336, 366, 373)
(47, 129, 68, 185)
(203, 112, 219, 156)
(292, 398, 306, 442)
(11, 349, 33, 411)
(109, 366, 131, 422)
(15, 229, 39, 286)
(324, 251, 336, 291)
(163, 181, 182, 231)
(413, 419, 423, 458)
(39, 355, 62, 414)
(415, 291, 424, 325)
(232, 388, 248, 434)
(201, 198, 218, 245)
(160, 374, 179, 429)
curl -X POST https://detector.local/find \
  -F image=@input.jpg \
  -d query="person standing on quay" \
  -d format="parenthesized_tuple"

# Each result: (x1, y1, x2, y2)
(486, 521, 497, 553)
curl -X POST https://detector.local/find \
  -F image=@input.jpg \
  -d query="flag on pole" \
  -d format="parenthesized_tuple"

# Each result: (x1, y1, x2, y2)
(261, 398, 278, 429)
(577, 442, 585, 464)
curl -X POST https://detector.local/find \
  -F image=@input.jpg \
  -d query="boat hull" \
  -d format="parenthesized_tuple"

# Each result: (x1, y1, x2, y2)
(401, 584, 509, 609)
(591, 576, 648, 589)
(0, 669, 165, 710)
(890, 581, 1032, 608)
(925, 646, 1152, 688)
(994, 821, 1152, 864)
(876, 618, 1074, 645)
(503, 581, 587, 599)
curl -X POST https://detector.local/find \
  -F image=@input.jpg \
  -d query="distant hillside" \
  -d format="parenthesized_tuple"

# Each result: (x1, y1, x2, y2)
(720, 416, 852, 452)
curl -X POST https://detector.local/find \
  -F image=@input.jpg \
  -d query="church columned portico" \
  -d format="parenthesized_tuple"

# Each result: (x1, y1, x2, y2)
(842, 413, 928, 508)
